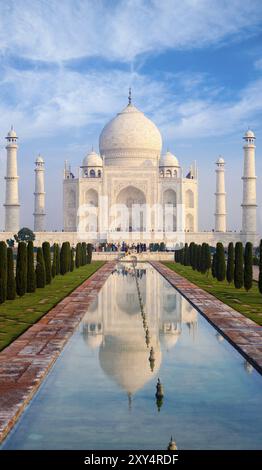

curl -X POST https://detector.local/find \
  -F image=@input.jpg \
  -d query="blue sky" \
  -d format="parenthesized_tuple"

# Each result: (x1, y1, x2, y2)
(0, 0, 262, 232)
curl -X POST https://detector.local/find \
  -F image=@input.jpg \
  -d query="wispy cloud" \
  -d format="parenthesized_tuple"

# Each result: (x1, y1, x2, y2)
(0, 0, 261, 63)
(0, 65, 262, 145)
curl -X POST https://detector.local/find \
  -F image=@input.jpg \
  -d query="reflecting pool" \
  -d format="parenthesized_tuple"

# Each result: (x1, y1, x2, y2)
(2, 263, 262, 449)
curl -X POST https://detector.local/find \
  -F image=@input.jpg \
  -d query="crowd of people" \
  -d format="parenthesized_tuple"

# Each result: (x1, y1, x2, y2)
(93, 242, 164, 253)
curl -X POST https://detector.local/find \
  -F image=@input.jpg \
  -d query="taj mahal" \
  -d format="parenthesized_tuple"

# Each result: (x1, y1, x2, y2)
(0, 90, 259, 247)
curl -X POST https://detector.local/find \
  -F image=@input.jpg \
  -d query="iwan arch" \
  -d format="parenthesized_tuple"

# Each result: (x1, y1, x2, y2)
(1, 91, 259, 247)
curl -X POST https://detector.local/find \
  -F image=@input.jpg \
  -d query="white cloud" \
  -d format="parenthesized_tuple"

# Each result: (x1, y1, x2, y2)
(0, 65, 262, 145)
(0, 0, 261, 63)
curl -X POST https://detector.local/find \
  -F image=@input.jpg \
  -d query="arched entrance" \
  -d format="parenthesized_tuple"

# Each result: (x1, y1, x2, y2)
(84, 189, 98, 232)
(163, 189, 177, 232)
(116, 186, 146, 231)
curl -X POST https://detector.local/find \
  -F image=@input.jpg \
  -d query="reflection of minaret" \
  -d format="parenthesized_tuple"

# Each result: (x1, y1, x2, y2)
(244, 360, 253, 374)
(128, 392, 132, 411)
(4, 127, 20, 232)
(34, 155, 46, 232)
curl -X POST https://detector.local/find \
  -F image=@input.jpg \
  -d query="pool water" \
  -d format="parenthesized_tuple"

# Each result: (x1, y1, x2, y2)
(2, 262, 262, 450)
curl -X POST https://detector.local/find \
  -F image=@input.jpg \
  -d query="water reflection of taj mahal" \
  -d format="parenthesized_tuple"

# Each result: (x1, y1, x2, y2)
(82, 263, 197, 395)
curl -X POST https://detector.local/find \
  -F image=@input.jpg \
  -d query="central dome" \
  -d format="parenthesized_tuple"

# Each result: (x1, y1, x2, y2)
(99, 102, 162, 167)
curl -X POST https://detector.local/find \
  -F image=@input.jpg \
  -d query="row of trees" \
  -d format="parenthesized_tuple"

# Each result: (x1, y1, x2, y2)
(0, 241, 93, 303)
(175, 241, 256, 291)
(175, 242, 211, 274)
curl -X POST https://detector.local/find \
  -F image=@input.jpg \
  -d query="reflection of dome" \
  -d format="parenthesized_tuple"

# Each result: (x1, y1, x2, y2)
(181, 301, 197, 323)
(82, 150, 103, 167)
(160, 151, 179, 167)
(99, 336, 161, 394)
(160, 331, 180, 350)
(99, 102, 162, 166)
(216, 156, 224, 164)
(84, 334, 103, 349)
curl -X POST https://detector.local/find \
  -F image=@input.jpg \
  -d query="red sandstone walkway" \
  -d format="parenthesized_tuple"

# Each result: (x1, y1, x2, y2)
(151, 261, 262, 374)
(0, 261, 116, 443)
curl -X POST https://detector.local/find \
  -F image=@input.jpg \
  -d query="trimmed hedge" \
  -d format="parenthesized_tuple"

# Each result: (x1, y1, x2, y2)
(42, 242, 52, 284)
(16, 242, 27, 296)
(215, 243, 226, 281)
(226, 242, 234, 284)
(27, 241, 36, 293)
(234, 242, 244, 289)
(244, 242, 253, 291)
(0, 241, 7, 303)
(35, 247, 46, 288)
(7, 247, 16, 300)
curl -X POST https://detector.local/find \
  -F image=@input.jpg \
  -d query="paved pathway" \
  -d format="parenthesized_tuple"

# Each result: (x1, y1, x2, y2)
(0, 261, 116, 443)
(151, 262, 262, 374)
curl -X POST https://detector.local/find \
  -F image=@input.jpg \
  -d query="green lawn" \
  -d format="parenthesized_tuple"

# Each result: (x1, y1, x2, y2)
(163, 262, 262, 326)
(0, 261, 104, 352)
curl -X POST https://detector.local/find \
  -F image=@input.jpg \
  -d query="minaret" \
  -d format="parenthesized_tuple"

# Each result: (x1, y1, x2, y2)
(4, 127, 20, 232)
(241, 130, 257, 235)
(214, 156, 226, 232)
(33, 155, 46, 232)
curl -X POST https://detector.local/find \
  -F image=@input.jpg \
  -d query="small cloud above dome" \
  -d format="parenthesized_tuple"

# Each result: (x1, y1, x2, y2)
(82, 150, 103, 167)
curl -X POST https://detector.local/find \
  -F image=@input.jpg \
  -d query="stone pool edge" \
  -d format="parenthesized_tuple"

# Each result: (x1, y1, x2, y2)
(151, 261, 262, 375)
(0, 261, 117, 444)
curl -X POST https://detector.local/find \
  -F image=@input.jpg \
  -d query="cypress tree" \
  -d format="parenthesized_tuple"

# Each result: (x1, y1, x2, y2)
(51, 243, 57, 278)
(259, 240, 262, 294)
(42, 242, 52, 284)
(82, 242, 87, 265)
(205, 243, 211, 275)
(70, 248, 74, 272)
(7, 247, 16, 300)
(184, 243, 190, 266)
(0, 241, 7, 303)
(56, 244, 60, 275)
(244, 242, 253, 291)
(16, 241, 27, 296)
(87, 243, 93, 264)
(60, 242, 68, 275)
(66, 242, 71, 272)
(200, 243, 206, 274)
(216, 242, 226, 281)
(27, 241, 36, 293)
(196, 245, 202, 272)
(75, 242, 82, 268)
(35, 247, 46, 288)
(192, 243, 197, 270)
(189, 242, 195, 267)
(180, 248, 185, 265)
(226, 242, 234, 284)
(212, 252, 217, 278)
(234, 242, 244, 289)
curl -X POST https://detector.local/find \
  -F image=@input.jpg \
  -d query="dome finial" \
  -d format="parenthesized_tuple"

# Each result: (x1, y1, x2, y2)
(128, 87, 132, 105)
